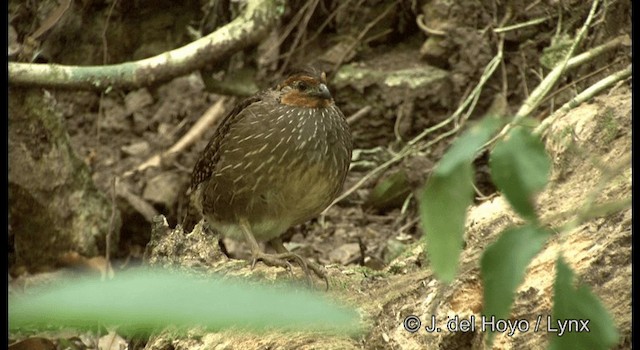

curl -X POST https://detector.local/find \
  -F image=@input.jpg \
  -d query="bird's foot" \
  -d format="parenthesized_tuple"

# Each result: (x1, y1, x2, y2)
(239, 219, 328, 288)
(250, 252, 328, 289)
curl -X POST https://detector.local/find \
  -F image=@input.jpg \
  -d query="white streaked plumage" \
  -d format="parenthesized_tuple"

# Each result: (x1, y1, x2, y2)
(191, 74, 353, 245)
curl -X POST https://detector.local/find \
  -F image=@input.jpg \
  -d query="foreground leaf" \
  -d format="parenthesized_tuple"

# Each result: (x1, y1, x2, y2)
(481, 225, 550, 345)
(434, 117, 501, 175)
(549, 257, 619, 350)
(420, 162, 474, 282)
(489, 126, 550, 222)
(9, 268, 362, 335)
(420, 117, 501, 282)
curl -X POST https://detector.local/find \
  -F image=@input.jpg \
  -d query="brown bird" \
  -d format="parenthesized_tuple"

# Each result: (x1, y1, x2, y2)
(189, 70, 352, 282)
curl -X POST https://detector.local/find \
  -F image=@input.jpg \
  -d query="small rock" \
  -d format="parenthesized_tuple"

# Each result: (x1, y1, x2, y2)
(121, 141, 150, 157)
(132, 112, 152, 135)
(99, 102, 129, 131)
(151, 100, 175, 125)
(365, 256, 386, 271)
(8, 25, 21, 58)
(157, 123, 173, 136)
(98, 332, 127, 350)
(384, 238, 408, 264)
(143, 172, 183, 207)
(328, 243, 361, 265)
(125, 88, 153, 115)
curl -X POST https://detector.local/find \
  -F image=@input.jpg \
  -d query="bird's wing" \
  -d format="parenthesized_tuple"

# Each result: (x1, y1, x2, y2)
(188, 94, 264, 192)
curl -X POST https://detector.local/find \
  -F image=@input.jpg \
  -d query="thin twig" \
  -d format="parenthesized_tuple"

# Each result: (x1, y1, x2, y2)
(101, 0, 118, 65)
(416, 121, 464, 153)
(285, 0, 354, 58)
(486, 34, 628, 149)
(525, 0, 543, 12)
(534, 65, 631, 135)
(29, 0, 72, 41)
(408, 49, 503, 148)
(346, 106, 371, 126)
(491, 0, 602, 142)
(263, 1, 315, 64)
(278, 0, 320, 75)
(538, 60, 619, 107)
(416, 14, 447, 36)
(518, 52, 530, 98)
(329, 40, 504, 207)
(520, 0, 599, 118)
(105, 176, 118, 279)
(330, 3, 396, 75)
(329, 151, 403, 207)
(493, 16, 551, 33)
(397, 217, 420, 235)
(96, 0, 118, 149)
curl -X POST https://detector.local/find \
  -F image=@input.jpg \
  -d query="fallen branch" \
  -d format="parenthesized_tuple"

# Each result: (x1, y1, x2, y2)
(124, 98, 228, 176)
(9, 0, 284, 90)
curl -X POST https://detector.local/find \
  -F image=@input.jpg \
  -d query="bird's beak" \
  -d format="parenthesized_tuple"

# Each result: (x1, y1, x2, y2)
(312, 83, 333, 100)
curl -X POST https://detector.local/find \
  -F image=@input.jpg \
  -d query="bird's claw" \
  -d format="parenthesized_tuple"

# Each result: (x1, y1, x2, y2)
(249, 252, 328, 289)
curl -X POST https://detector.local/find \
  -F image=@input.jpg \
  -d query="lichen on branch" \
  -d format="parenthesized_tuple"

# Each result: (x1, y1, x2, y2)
(8, 0, 285, 90)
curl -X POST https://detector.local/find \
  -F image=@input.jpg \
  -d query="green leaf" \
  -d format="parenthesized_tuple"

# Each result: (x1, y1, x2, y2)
(490, 126, 550, 221)
(435, 116, 502, 175)
(365, 170, 411, 211)
(480, 225, 550, 345)
(419, 116, 502, 282)
(549, 258, 619, 350)
(9, 268, 362, 335)
(420, 162, 474, 282)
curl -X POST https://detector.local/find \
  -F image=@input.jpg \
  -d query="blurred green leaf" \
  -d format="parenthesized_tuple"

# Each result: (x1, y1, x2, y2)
(435, 117, 502, 175)
(420, 117, 502, 282)
(489, 126, 550, 222)
(365, 170, 411, 212)
(549, 257, 619, 350)
(420, 162, 474, 282)
(9, 269, 362, 336)
(480, 224, 550, 345)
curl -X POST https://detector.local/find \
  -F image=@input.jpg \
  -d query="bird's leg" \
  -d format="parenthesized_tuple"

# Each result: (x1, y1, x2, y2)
(269, 237, 328, 289)
(238, 218, 293, 272)
(238, 219, 327, 288)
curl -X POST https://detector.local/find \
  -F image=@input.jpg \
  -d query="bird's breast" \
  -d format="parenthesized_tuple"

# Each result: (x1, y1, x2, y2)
(201, 102, 352, 240)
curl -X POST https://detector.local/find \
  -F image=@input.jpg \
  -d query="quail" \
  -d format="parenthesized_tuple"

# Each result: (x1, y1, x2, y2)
(189, 70, 353, 282)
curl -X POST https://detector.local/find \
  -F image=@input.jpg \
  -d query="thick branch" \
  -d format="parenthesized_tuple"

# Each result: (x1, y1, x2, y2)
(8, 0, 284, 90)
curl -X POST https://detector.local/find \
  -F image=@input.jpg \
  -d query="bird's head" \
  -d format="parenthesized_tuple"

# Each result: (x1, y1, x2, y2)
(276, 71, 334, 108)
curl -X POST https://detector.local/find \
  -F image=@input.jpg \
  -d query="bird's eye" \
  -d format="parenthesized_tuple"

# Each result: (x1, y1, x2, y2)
(295, 81, 308, 91)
